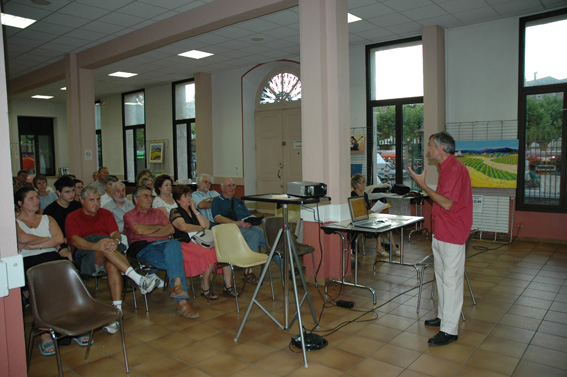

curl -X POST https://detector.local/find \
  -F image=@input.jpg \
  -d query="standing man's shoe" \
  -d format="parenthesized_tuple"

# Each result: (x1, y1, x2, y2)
(424, 317, 441, 327)
(428, 331, 458, 346)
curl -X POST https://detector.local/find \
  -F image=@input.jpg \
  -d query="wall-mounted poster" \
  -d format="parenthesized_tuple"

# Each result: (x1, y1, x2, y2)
(350, 134, 365, 154)
(149, 141, 165, 164)
(455, 140, 518, 188)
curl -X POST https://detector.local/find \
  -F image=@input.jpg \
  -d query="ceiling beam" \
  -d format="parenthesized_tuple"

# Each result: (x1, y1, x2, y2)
(7, 0, 298, 96)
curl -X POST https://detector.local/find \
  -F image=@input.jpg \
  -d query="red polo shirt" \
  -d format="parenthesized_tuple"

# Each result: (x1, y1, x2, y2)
(65, 208, 119, 251)
(124, 207, 170, 244)
(432, 154, 473, 245)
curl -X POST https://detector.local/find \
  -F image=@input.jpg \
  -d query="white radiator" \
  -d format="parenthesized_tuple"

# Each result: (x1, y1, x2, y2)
(472, 195, 512, 238)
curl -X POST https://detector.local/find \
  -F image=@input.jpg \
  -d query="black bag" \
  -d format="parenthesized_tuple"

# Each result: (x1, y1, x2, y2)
(391, 184, 410, 196)
(126, 240, 150, 258)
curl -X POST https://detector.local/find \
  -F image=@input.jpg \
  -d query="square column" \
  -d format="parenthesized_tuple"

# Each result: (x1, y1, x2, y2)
(66, 53, 97, 181)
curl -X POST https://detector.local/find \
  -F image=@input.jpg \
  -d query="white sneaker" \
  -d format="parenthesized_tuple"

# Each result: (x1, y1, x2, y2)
(103, 321, 120, 334)
(138, 274, 160, 295)
(148, 273, 165, 289)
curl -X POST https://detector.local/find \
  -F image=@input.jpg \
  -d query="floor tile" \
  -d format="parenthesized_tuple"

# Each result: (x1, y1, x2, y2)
(465, 349, 519, 375)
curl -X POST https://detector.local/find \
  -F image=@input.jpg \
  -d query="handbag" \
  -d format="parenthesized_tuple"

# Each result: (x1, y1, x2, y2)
(191, 229, 215, 249)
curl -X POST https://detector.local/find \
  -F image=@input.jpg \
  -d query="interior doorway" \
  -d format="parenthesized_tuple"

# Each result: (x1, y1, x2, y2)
(255, 107, 302, 213)
(254, 70, 302, 213)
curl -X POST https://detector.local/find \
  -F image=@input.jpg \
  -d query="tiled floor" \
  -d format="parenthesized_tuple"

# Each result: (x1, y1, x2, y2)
(25, 234, 567, 376)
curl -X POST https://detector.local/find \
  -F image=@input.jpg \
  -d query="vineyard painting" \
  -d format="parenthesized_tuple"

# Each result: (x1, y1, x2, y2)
(455, 140, 519, 188)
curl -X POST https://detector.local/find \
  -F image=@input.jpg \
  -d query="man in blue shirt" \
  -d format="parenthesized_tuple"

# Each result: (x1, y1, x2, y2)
(211, 178, 266, 284)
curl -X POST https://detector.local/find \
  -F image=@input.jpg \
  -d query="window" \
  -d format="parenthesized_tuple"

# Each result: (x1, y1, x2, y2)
(122, 90, 146, 182)
(518, 9, 567, 212)
(366, 37, 424, 188)
(95, 101, 102, 169)
(18, 116, 55, 176)
(172, 79, 196, 180)
(259, 72, 301, 104)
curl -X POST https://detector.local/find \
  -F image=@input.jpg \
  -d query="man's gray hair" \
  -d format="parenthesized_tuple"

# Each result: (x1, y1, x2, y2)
(81, 185, 100, 199)
(111, 181, 125, 190)
(430, 131, 456, 155)
(132, 185, 152, 200)
(220, 178, 233, 188)
(104, 176, 118, 186)
(198, 173, 213, 184)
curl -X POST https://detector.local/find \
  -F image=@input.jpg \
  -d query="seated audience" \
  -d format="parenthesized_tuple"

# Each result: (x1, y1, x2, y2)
(211, 178, 269, 284)
(73, 179, 84, 202)
(14, 170, 33, 192)
(66, 186, 160, 333)
(100, 176, 118, 207)
(136, 169, 153, 186)
(140, 176, 155, 195)
(170, 185, 234, 298)
(351, 174, 399, 258)
(33, 174, 58, 213)
(152, 174, 178, 216)
(124, 186, 199, 319)
(103, 181, 135, 234)
(15, 187, 75, 355)
(92, 167, 109, 195)
(191, 173, 219, 224)
(44, 176, 82, 248)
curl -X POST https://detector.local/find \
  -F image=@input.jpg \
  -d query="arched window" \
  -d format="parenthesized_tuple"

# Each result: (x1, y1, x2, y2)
(259, 72, 301, 104)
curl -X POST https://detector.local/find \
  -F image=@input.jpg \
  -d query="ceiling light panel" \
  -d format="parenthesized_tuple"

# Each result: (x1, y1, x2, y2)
(1, 13, 37, 28)
(178, 50, 214, 59)
(108, 71, 138, 78)
(32, 95, 54, 99)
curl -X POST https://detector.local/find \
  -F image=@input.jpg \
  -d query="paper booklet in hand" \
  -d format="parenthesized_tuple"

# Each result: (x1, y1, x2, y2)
(371, 200, 390, 213)
(242, 215, 264, 226)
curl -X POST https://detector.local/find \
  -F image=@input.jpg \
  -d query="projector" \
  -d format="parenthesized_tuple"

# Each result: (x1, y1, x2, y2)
(286, 181, 327, 198)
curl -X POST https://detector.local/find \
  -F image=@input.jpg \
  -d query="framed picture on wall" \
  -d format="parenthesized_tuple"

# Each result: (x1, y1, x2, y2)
(148, 141, 165, 164)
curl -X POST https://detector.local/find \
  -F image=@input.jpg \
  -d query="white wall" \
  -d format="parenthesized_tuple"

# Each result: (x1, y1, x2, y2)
(8, 100, 68, 178)
(99, 94, 123, 178)
(211, 68, 247, 179)
(446, 17, 519, 123)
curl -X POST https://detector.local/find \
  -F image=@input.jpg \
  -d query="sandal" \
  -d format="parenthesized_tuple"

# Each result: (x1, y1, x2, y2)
(200, 288, 218, 300)
(39, 340, 55, 356)
(223, 286, 238, 297)
(72, 334, 92, 347)
(243, 272, 258, 285)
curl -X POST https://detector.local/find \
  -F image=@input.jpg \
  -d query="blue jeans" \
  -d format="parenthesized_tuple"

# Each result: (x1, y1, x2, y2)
(137, 239, 187, 302)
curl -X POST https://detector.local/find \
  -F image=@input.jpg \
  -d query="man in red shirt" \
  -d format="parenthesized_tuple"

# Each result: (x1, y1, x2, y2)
(66, 186, 160, 333)
(409, 131, 473, 346)
(124, 186, 199, 319)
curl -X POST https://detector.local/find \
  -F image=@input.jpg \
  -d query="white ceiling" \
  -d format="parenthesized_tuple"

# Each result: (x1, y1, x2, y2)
(2, 0, 565, 102)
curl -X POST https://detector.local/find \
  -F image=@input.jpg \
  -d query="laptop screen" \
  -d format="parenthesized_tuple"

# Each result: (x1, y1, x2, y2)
(348, 196, 369, 222)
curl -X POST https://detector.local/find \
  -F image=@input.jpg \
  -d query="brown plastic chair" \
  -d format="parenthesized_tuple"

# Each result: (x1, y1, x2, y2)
(262, 216, 318, 288)
(26, 260, 129, 376)
(211, 223, 274, 313)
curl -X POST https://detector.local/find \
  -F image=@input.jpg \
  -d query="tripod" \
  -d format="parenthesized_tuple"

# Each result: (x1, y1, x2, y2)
(234, 198, 320, 368)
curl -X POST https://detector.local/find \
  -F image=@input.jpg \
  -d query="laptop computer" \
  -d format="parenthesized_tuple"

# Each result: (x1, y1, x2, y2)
(347, 196, 391, 230)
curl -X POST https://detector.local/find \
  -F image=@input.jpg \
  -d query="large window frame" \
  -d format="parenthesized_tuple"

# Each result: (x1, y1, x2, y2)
(95, 101, 102, 169)
(172, 79, 196, 181)
(366, 36, 424, 187)
(517, 8, 567, 213)
(18, 116, 56, 176)
(122, 89, 146, 183)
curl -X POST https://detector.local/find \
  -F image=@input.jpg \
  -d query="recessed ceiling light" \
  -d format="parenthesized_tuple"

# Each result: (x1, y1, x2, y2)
(32, 0, 51, 5)
(178, 50, 214, 59)
(60, 87, 66, 90)
(1, 13, 36, 29)
(348, 13, 362, 23)
(251, 37, 264, 42)
(31, 95, 53, 99)
(108, 71, 138, 78)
